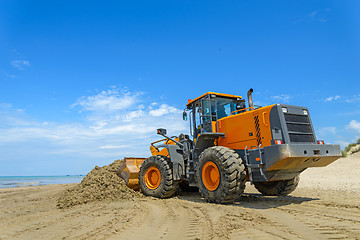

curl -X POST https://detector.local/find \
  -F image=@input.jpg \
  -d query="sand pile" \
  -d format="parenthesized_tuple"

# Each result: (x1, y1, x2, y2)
(57, 159, 143, 209)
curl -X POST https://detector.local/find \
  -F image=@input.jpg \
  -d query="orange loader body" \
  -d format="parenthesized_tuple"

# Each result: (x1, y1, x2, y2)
(117, 90, 341, 202)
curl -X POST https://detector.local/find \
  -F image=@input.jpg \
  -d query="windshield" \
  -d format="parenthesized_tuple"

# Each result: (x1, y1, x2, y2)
(216, 97, 237, 119)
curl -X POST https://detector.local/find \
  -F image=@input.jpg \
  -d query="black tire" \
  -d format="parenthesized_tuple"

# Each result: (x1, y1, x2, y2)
(179, 181, 199, 192)
(254, 176, 300, 196)
(139, 155, 179, 198)
(196, 146, 246, 204)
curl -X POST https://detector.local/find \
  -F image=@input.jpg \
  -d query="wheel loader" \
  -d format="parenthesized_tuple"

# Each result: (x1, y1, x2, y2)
(117, 89, 341, 203)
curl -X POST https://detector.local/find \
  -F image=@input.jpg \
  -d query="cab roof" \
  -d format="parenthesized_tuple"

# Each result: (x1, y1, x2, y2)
(186, 92, 243, 107)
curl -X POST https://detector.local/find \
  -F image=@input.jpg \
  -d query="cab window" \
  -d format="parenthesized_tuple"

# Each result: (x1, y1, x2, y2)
(216, 97, 236, 119)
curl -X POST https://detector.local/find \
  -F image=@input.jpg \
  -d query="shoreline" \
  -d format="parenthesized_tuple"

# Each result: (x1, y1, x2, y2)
(0, 175, 84, 189)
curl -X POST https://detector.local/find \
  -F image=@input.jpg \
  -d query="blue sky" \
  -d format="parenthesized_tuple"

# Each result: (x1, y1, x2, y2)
(0, 1, 359, 175)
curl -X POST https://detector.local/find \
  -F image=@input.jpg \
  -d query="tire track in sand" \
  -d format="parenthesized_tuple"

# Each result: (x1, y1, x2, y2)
(239, 195, 360, 240)
(277, 203, 360, 239)
(115, 199, 213, 240)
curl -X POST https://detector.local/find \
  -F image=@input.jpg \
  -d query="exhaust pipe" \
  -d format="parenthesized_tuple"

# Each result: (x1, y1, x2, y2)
(247, 88, 254, 108)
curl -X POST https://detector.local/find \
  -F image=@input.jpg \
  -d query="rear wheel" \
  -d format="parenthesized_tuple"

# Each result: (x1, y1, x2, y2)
(254, 176, 299, 196)
(139, 155, 178, 198)
(196, 146, 246, 203)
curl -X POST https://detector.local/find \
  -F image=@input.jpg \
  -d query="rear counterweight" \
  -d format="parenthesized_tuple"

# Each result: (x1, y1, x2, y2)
(236, 143, 341, 182)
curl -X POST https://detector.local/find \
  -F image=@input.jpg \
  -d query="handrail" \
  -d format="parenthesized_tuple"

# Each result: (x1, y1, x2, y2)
(150, 138, 167, 147)
(231, 107, 255, 115)
(150, 136, 178, 147)
(262, 112, 268, 127)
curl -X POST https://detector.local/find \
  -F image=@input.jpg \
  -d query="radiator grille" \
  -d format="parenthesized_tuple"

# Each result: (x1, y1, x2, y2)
(284, 113, 315, 143)
(286, 123, 313, 133)
(289, 134, 314, 143)
(284, 114, 309, 123)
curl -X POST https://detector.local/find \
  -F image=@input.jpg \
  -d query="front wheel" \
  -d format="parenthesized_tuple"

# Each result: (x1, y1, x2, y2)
(254, 176, 300, 196)
(196, 146, 246, 204)
(138, 155, 178, 198)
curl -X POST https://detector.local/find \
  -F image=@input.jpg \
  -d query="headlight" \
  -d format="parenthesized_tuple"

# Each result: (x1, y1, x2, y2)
(282, 107, 288, 113)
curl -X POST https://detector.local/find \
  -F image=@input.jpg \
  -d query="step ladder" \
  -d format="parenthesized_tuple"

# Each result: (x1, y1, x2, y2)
(244, 144, 268, 184)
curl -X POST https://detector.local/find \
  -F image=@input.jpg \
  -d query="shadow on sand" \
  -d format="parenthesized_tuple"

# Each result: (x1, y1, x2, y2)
(175, 190, 318, 209)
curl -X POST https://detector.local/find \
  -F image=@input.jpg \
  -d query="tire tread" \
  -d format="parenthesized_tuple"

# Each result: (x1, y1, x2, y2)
(197, 146, 246, 204)
(254, 176, 300, 196)
(139, 155, 178, 198)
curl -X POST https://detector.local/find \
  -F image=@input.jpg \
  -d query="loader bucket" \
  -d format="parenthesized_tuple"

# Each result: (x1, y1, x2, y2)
(117, 157, 146, 190)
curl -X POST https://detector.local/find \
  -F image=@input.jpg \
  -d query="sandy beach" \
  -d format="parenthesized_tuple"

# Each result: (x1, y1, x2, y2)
(1, 152, 360, 240)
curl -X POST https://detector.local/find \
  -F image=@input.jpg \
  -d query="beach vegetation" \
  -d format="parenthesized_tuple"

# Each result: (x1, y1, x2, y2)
(341, 150, 347, 158)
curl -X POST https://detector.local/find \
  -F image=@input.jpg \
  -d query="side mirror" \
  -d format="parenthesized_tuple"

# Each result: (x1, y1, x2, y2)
(182, 111, 187, 121)
(157, 128, 167, 135)
(236, 101, 245, 110)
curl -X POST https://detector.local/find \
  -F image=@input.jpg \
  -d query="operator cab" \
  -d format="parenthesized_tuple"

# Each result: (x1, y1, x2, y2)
(184, 92, 245, 139)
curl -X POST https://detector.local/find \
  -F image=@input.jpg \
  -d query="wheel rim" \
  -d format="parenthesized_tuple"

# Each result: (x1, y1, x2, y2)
(202, 161, 220, 191)
(145, 166, 161, 189)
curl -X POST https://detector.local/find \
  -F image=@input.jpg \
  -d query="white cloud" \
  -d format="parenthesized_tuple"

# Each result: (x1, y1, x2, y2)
(323, 95, 340, 102)
(253, 100, 263, 107)
(315, 125, 356, 148)
(2, 87, 360, 175)
(99, 145, 129, 149)
(11, 60, 30, 70)
(322, 94, 360, 103)
(318, 127, 336, 136)
(271, 94, 291, 103)
(344, 94, 360, 103)
(316, 126, 338, 145)
(89, 121, 107, 130)
(0, 103, 34, 127)
(0, 88, 188, 175)
(123, 110, 145, 122)
(347, 120, 360, 134)
(0, 70, 16, 79)
(293, 8, 330, 24)
(334, 140, 350, 149)
(315, 121, 359, 149)
(149, 104, 179, 117)
(72, 89, 140, 112)
(308, 11, 318, 17)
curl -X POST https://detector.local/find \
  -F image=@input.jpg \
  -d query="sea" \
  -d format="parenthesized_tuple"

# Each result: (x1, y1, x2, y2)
(0, 175, 84, 188)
